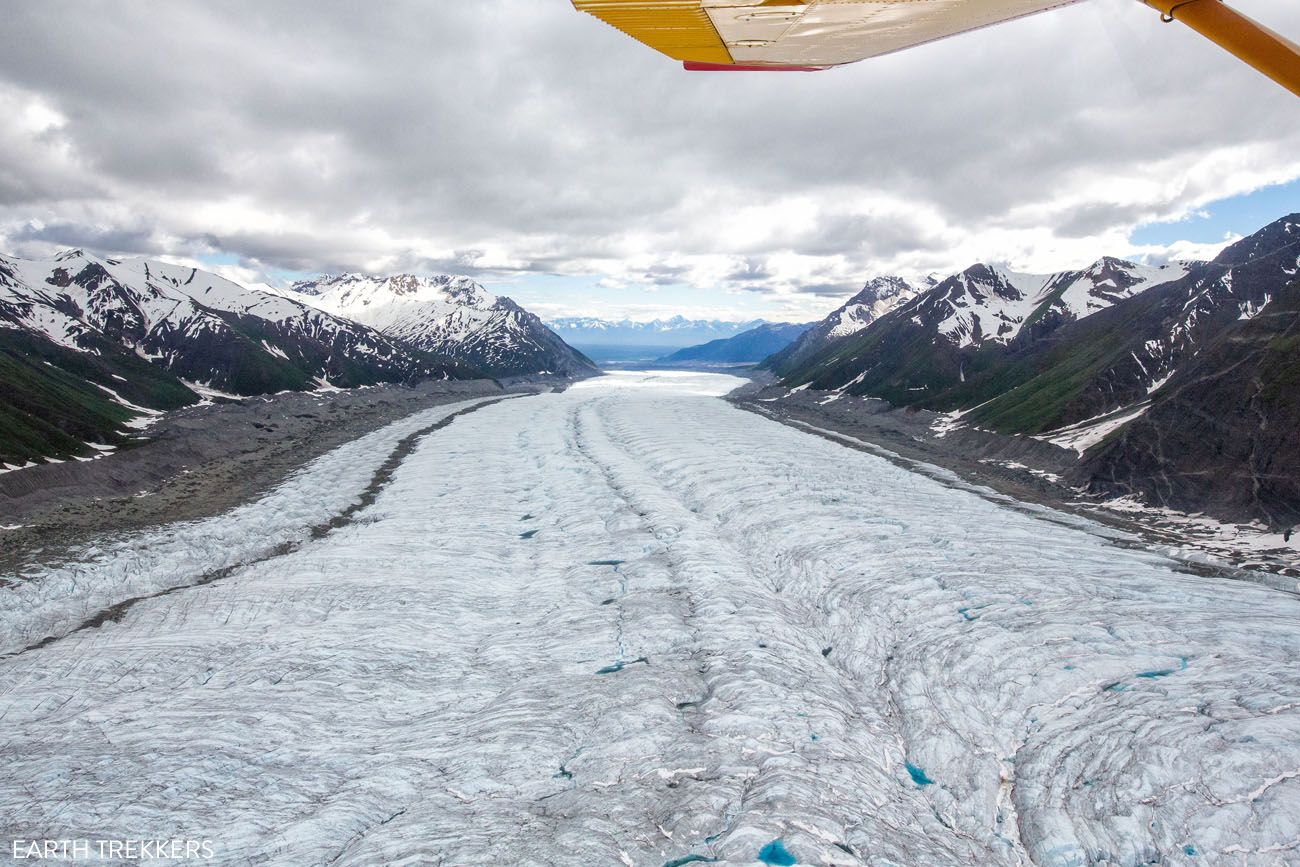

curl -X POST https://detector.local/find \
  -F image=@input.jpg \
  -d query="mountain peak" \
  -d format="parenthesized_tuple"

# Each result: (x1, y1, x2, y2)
(762, 274, 925, 375)
(1214, 212, 1300, 268)
(956, 262, 1018, 287)
(946, 264, 1038, 303)
(1089, 255, 1139, 272)
(286, 272, 593, 378)
(851, 275, 915, 306)
(293, 273, 494, 309)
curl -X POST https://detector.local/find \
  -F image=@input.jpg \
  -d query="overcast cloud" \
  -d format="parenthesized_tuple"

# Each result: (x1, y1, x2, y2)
(1, 0, 1298, 319)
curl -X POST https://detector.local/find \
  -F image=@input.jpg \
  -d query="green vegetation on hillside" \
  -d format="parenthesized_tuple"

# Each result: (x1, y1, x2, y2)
(0, 329, 197, 466)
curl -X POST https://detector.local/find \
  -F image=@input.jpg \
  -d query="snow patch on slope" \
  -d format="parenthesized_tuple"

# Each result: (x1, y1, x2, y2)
(1038, 403, 1150, 456)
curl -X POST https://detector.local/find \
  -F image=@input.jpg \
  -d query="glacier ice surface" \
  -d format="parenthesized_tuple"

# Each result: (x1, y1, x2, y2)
(1, 371, 1298, 866)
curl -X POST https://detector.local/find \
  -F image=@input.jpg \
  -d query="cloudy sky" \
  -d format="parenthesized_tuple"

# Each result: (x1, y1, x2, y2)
(2, 0, 1298, 322)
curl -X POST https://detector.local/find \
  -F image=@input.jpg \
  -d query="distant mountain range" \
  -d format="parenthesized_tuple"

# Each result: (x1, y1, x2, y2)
(288, 274, 597, 378)
(659, 322, 813, 364)
(547, 316, 769, 349)
(770, 213, 1300, 528)
(0, 254, 592, 468)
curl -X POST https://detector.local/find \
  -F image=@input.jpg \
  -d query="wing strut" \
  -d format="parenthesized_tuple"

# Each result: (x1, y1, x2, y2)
(1142, 0, 1300, 97)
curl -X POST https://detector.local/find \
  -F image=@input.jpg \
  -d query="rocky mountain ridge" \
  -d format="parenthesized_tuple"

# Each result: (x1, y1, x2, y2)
(0, 250, 485, 466)
(0, 254, 594, 467)
(767, 213, 1300, 527)
(289, 273, 597, 378)
(765, 275, 931, 376)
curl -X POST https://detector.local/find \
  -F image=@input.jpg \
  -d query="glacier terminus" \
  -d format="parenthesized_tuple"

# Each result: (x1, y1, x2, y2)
(1, 372, 1298, 866)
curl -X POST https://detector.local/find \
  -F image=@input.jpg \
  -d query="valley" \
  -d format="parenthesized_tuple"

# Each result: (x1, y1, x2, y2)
(2, 372, 1297, 865)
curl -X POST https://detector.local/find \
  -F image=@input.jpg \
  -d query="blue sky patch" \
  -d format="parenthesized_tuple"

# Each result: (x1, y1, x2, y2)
(1130, 179, 1300, 247)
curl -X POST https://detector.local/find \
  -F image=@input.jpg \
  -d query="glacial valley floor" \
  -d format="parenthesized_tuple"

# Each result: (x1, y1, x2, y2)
(1, 371, 1298, 866)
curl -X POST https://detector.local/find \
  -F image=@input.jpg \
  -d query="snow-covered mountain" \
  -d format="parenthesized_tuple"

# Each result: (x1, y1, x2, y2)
(290, 274, 597, 378)
(547, 316, 769, 349)
(765, 276, 928, 376)
(925, 258, 1194, 349)
(1077, 214, 1300, 522)
(825, 276, 931, 340)
(779, 256, 1201, 402)
(773, 213, 1300, 526)
(1083, 266, 1300, 525)
(776, 261, 1193, 382)
(0, 250, 474, 466)
(0, 250, 466, 391)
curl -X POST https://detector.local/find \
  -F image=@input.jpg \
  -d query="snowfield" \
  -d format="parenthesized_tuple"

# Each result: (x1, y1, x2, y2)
(2, 372, 1298, 866)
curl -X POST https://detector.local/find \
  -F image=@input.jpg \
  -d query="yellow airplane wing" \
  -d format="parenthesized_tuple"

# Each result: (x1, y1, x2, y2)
(571, 0, 1300, 96)
(571, 0, 1080, 70)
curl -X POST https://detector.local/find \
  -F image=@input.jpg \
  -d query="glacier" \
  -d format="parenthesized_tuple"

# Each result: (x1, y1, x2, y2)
(1, 371, 1298, 866)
